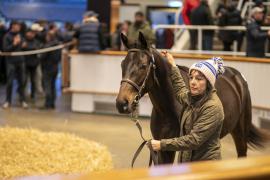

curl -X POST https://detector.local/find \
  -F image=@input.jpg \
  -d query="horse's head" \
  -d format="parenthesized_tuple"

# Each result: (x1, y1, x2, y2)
(116, 32, 156, 114)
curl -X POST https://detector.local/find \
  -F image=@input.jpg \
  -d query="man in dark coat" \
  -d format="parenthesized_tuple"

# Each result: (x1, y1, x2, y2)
(190, 0, 214, 50)
(218, 2, 243, 51)
(0, 21, 7, 84)
(246, 7, 270, 58)
(2, 21, 28, 109)
(76, 11, 105, 52)
(40, 31, 61, 109)
(23, 29, 41, 100)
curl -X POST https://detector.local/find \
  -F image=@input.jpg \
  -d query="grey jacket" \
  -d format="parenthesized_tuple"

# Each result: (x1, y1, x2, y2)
(160, 66, 224, 163)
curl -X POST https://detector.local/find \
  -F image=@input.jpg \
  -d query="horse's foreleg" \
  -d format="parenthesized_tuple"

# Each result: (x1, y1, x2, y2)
(157, 151, 175, 164)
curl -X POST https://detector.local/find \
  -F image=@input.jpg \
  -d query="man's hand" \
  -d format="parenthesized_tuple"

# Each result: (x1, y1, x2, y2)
(13, 35, 21, 46)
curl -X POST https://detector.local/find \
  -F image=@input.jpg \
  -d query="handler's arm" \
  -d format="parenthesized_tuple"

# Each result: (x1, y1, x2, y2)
(170, 66, 190, 105)
(160, 105, 223, 151)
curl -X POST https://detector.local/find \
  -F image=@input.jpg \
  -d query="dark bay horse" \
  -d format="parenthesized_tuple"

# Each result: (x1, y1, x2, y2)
(116, 32, 268, 164)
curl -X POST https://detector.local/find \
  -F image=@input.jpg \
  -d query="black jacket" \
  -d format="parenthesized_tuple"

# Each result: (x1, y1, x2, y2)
(2, 32, 25, 63)
(40, 39, 61, 72)
(190, 3, 214, 36)
(23, 38, 40, 67)
(218, 7, 242, 43)
(246, 18, 268, 58)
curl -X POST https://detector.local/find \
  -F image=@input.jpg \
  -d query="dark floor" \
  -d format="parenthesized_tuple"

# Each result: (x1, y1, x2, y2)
(0, 83, 270, 169)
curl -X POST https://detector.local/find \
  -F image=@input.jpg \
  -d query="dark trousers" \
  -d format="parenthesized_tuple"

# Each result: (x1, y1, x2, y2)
(42, 69, 58, 108)
(26, 65, 38, 99)
(189, 30, 197, 50)
(202, 34, 213, 51)
(0, 57, 6, 84)
(223, 41, 233, 51)
(6, 62, 26, 103)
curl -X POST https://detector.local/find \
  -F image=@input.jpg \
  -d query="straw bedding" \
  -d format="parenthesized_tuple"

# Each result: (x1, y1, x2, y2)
(0, 127, 113, 178)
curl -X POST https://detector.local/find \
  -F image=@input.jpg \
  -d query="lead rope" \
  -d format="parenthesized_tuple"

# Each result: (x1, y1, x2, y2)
(130, 95, 159, 168)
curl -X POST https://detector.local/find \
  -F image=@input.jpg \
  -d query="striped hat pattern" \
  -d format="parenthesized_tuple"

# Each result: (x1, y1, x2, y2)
(189, 57, 225, 87)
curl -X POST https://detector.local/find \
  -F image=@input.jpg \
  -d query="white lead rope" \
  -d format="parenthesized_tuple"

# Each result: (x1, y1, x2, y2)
(0, 41, 74, 56)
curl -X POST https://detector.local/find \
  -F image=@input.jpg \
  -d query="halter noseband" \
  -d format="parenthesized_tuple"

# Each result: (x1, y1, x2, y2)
(120, 48, 156, 103)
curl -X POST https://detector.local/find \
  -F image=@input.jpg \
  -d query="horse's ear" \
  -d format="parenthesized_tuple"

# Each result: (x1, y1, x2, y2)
(138, 31, 148, 49)
(120, 33, 129, 49)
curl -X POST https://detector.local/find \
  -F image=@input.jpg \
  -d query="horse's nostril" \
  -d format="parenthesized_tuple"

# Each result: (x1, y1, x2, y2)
(116, 99, 130, 113)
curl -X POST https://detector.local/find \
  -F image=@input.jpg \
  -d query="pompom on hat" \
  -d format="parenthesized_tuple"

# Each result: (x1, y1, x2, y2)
(189, 57, 225, 87)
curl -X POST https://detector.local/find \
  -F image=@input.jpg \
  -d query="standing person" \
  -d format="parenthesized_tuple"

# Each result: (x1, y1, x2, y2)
(182, 0, 200, 50)
(120, 20, 131, 51)
(218, 2, 243, 51)
(110, 23, 122, 50)
(76, 11, 105, 52)
(23, 29, 40, 101)
(127, 11, 156, 46)
(31, 23, 46, 96)
(150, 52, 225, 163)
(40, 31, 61, 109)
(190, 0, 214, 50)
(2, 21, 28, 109)
(0, 21, 7, 84)
(246, 7, 270, 58)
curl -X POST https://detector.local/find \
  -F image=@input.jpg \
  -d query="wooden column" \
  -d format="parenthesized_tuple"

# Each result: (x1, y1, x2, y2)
(110, 0, 121, 33)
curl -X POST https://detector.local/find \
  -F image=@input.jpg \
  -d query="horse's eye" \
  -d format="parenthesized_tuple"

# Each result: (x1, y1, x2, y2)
(140, 64, 147, 69)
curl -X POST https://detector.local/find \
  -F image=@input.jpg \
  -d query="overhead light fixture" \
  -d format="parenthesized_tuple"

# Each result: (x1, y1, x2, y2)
(168, 1, 182, 7)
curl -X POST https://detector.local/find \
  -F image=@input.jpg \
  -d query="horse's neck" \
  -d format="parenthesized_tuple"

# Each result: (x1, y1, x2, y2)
(148, 51, 179, 115)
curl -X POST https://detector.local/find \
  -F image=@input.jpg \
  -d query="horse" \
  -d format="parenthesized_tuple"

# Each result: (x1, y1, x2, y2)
(116, 32, 268, 165)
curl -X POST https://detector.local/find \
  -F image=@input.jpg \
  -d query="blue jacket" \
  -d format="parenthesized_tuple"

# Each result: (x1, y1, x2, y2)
(78, 22, 103, 52)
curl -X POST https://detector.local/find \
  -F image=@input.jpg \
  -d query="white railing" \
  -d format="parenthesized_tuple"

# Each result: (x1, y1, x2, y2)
(237, 0, 245, 10)
(154, 24, 270, 56)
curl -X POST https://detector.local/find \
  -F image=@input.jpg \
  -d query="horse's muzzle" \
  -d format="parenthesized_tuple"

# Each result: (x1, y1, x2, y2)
(116, 99, 131, 114)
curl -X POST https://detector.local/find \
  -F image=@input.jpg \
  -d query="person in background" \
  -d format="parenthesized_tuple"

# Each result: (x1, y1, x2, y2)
(182, 0, 200, 50)
(110, 23, 122, 50)
(40, 31, 61, 109)
(218, 1, 243, 51)
(127, 11, 156, 46)
(31, 22, 46, 96)
(76, 11, 105, 52)
(120, 20, 131, 51)
(62, 22, 76, 43)
(2, 21, 28, 109)
(190, 0, 214, 50)
(23, 29, 40, 101)
(0, 21, 7, 84)
(246, 7, 270, 58)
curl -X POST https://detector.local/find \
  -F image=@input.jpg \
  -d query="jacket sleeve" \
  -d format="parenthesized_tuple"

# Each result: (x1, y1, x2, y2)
(248, 23, 268, 40)
(170, 66, 190, 105)
(3, 35, 18, 52)
(160, 105, 224, 151)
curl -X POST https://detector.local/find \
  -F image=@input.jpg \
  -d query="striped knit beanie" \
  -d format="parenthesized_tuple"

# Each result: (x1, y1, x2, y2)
(189, 57, 225, 87)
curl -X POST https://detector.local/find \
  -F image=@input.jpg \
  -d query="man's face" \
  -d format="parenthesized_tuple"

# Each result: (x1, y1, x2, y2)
(11, 24, 21, 33)
(26, 31, 35, 40)
(135, 15, 144, 23)
(254, 12, 264, 21)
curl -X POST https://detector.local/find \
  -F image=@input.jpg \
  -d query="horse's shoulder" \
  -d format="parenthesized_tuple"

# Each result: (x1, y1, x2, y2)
(176, 65, 189, 74)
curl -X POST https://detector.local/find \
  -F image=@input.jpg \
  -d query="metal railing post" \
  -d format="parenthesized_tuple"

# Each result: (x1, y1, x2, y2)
(198, 28, 203, 51)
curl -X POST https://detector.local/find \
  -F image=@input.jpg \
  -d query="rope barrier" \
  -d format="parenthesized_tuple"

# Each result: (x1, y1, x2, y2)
(0, 41, 74, 56)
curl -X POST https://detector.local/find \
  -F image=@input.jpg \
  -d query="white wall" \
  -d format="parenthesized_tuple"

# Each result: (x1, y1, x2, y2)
(69, 53, 270, 126)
